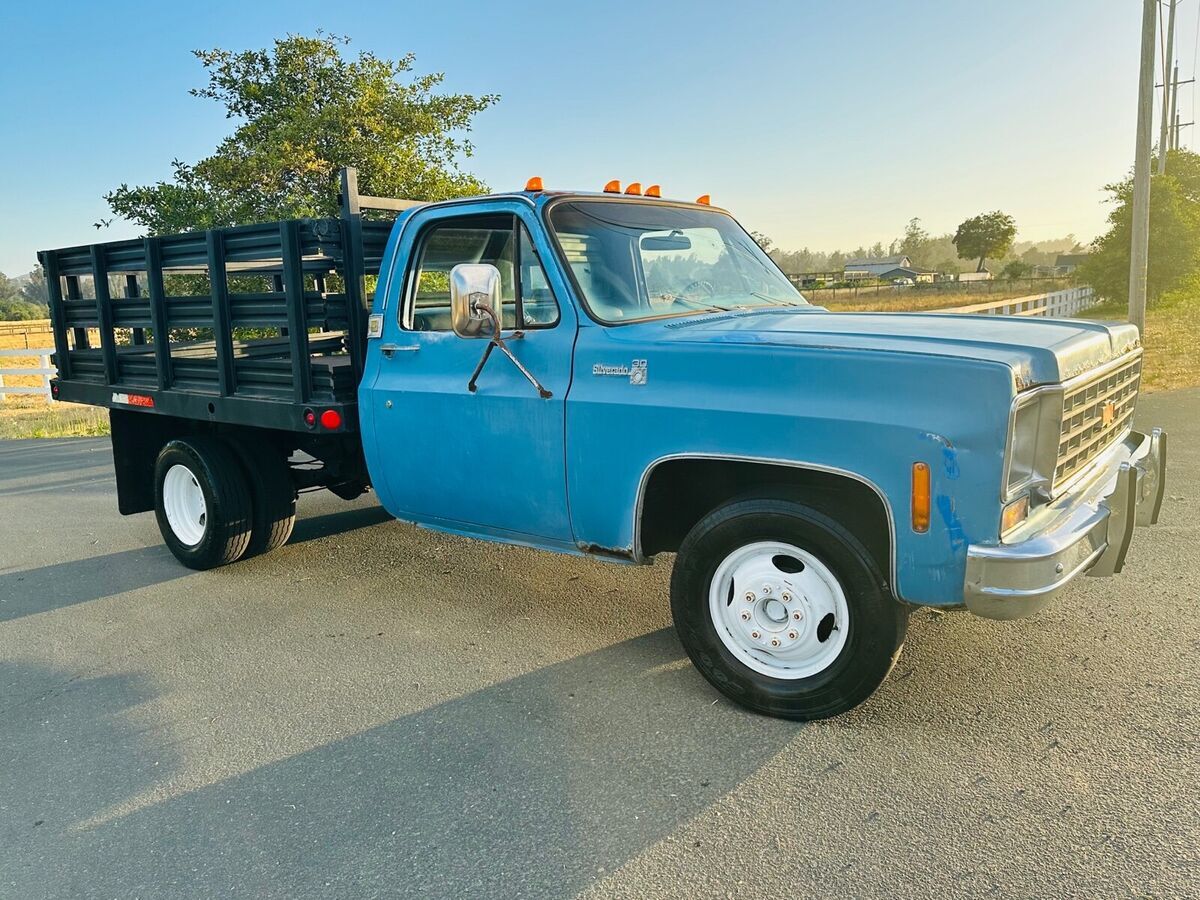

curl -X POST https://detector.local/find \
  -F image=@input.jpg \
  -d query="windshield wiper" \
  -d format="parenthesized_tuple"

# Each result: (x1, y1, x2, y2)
(748, 291, 805, 307)
(663, 294, 733, 313)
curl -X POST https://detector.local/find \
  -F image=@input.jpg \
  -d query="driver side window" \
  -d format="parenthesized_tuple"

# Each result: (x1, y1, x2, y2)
(407, 214, 560, 332)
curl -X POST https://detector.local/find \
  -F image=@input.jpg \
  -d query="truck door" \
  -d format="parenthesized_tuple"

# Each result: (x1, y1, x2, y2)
(366, 204, 577, 543)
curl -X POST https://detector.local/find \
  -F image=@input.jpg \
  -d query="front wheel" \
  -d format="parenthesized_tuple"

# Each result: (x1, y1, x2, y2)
(670, 497, 908, 720)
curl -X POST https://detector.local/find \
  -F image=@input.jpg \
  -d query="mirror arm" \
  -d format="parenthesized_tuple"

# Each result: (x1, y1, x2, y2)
(467, 303, 553, 399)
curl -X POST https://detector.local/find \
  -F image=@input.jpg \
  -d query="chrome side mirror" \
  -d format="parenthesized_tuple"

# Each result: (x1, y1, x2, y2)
(450, 263, 502, 339)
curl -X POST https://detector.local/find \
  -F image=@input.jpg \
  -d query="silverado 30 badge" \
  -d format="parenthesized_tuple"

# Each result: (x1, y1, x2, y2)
(592, 359, 648, 385)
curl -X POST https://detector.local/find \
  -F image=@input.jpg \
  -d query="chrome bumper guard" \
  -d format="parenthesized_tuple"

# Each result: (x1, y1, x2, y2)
(964, 427, 1167, 620)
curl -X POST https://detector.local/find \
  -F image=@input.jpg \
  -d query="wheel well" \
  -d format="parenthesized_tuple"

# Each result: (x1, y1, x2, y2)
(638, 458, 894, 579)
(108, 411, 363, 515)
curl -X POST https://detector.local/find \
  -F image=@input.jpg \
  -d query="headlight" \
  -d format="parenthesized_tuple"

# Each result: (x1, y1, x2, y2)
(1004, 390, 1062, 499)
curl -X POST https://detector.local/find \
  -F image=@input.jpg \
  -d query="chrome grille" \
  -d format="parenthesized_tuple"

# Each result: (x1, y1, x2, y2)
(1055, 354, 1142, 489)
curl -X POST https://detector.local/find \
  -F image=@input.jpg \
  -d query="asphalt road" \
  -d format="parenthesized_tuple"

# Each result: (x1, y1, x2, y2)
(1, 389, 1197, 899)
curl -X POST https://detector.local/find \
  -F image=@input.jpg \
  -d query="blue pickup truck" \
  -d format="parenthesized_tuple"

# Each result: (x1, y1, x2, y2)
(41, 170, 1168, 719)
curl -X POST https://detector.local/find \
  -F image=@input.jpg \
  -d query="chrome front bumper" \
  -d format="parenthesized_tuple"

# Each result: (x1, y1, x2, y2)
(964, 427, 1167, 620)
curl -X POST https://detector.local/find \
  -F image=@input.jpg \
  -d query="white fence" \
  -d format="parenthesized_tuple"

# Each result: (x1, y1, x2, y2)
(0, 348, 55, 402)
(942, 286, 1097, 318)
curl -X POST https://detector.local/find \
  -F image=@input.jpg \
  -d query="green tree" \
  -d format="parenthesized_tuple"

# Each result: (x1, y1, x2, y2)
(20, 266, 49, 309)
(1079, 148, 1200, 305)
(105, 33, 498, 234)
(953, 211, 1017, 272)
(1001, 259, 1031, 280)
(899, 217, 931, 264)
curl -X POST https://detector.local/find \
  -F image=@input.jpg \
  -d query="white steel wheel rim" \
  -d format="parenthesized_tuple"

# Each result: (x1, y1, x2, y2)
(163, 464, 208, 547)
(708, 540, 850, 680)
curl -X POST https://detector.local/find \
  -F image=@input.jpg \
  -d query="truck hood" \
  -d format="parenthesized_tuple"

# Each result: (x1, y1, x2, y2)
(652, 308, 1140, 387)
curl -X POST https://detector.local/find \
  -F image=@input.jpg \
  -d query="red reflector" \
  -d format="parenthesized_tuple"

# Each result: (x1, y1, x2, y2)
(128, 393, 154, 408)
(320, 409, 342, 430)
(303, 409, 317, 427)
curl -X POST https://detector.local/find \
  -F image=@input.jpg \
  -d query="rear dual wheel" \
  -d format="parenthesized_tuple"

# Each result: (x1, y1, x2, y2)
(154, 436, 296, 569)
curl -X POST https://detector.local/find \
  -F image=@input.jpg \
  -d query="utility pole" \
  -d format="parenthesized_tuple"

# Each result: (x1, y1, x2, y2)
(1169, 63, 1180, 148)
(1157, 0, 1177, 174)
(1129, 0, 1157, 333)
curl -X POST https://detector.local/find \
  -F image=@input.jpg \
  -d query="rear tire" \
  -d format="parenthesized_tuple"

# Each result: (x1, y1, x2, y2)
(671, 497, 908, 720)
(227, 437, 297, 556)
(154, 437, 253, 570)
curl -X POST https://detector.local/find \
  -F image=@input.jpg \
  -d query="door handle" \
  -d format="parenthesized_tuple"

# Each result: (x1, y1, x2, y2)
(380, 343, 419, 358)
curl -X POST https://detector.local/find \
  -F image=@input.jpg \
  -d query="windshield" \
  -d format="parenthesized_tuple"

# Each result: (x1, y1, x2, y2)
(546, 200, 808, 323)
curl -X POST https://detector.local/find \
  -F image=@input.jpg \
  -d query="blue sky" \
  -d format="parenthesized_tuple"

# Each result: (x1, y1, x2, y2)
(0, 0, 1184, 275)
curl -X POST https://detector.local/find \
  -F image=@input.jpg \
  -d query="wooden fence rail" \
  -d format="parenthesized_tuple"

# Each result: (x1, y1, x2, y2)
(0, 348, 56, 402)
(941, 286, 1097, 317)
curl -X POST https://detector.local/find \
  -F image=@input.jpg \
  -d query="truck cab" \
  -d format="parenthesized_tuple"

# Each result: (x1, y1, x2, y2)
(42, 174, 1169, 720)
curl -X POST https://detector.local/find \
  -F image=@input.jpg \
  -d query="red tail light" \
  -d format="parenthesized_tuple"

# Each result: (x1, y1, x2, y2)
(320, 409, 343, 430)
(303, 408, 317, 428)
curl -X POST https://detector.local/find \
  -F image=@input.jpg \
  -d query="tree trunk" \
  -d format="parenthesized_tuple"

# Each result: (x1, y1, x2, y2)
(976, 256, 986, 273)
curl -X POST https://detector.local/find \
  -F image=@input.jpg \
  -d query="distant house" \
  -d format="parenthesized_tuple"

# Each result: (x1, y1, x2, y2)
(878, 266, 937, 284)
(1055, 252, 1089, 274)
(844, 254, 911, 279)
(958, 270, 993, 282)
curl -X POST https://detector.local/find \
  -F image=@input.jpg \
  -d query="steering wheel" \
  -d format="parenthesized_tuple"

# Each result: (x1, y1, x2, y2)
(680, 279, 716, 298)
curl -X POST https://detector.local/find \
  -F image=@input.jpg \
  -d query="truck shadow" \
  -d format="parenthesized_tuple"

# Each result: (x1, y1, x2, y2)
(0, 661, 170, 892)
(8, 630, 800, 899)
(0, 505, 394, 623)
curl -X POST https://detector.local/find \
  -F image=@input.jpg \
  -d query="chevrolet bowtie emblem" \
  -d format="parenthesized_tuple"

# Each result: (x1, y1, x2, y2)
(1102, 401, 1116, 426)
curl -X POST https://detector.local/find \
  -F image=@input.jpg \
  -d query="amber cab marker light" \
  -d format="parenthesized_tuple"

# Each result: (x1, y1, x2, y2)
(624, 182, 642, 195)
(911, 462, 931, 533)
(524, 176, 544, 192)
(696, 194, 711, 205)
(603, 179, 621, 193)
(645, 184, 662, 198)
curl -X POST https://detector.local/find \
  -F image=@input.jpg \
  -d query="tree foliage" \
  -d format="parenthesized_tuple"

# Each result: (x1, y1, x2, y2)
(1078, 149, 1200, 305)
(105, 33, 498, 234)
(953, 211, 1017, 272)
(0, 271, 48, 320)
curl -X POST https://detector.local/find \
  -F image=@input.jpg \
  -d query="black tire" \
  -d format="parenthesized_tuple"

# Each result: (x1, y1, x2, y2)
(153, 437, 253, 570)
(227, 436, 297, 557)
(670, 497, 908, 721)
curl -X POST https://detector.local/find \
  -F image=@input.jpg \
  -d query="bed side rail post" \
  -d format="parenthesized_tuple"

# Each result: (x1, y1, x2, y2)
(41, 251, 71, 380)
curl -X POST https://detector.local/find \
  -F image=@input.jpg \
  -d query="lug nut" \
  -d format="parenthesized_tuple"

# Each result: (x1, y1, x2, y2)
(788, 631, 798, 640)
(781, 592, 792, 602)
(741, 611, 751, 621)
(793, 611, 802, 620)
(751, 631, 760, 639)
(744, 592, 756, 603)
(761, 585, 772, 596)
(770, 638, 781, 647)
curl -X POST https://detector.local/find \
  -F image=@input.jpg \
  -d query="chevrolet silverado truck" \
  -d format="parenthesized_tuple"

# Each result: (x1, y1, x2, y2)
(39, 170, 1168, 720)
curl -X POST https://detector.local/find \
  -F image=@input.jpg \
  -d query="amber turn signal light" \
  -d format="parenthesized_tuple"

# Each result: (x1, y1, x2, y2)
(1001, 494, 1029, 534)
(911, 462, 931, 533)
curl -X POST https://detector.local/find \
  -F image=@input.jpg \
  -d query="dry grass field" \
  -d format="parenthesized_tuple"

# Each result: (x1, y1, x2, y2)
(0, 323, 109, 438)
(817, 287, 1044, 313)
(1081, 293, 1200, 393)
